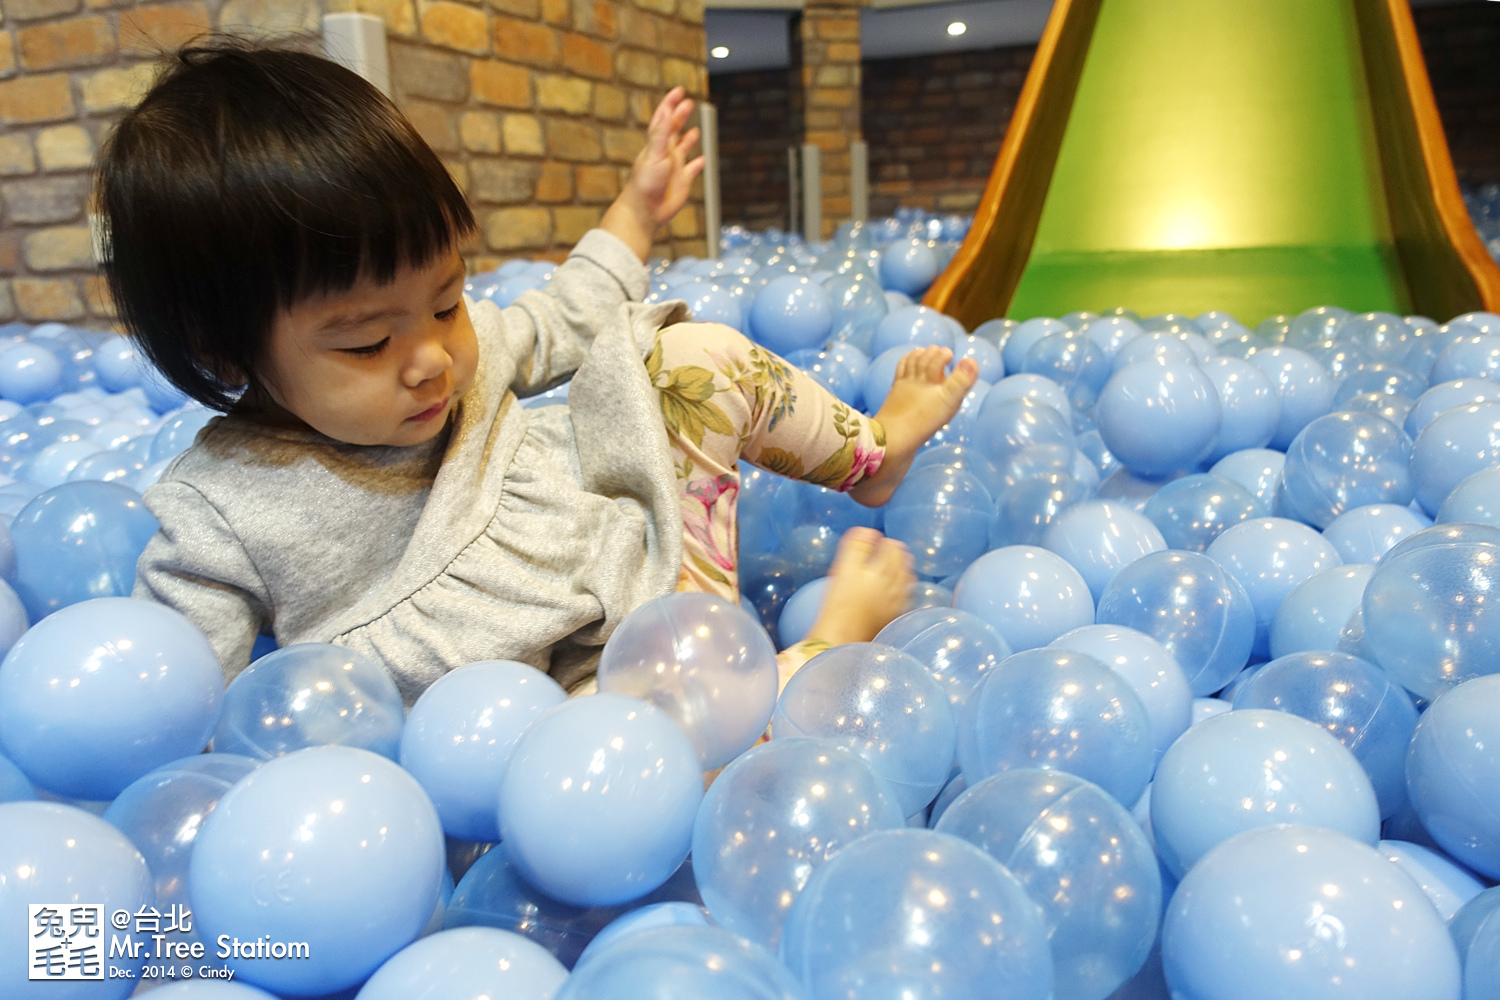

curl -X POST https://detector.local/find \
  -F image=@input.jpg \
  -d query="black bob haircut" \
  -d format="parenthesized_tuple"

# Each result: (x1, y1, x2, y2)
(96, 42, 477, 411)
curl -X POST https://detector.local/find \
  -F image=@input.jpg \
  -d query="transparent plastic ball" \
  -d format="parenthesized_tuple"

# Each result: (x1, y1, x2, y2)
(1321, 502, 1431, 563)
(1050, 624, 1192, 762)
(1111, 332, 1198, 372)
(985, 372, 1073, 422)
(970, 396, 1076, 473)
(1268, 563, 1373, 659)
(1081, 316, 1144, 360)
(1247, 346, 1335, 449)
(1406, 675, 1500, 880)
(1003, 317, 1071, 375)
(883, 464, 994, 579)
(1210, 448, 1285, 510)
(1041, 499, 1167, 603)
(357, 927, 567, 1000)
(990, 471, 1094, 548)
(1409, 401, 1500, 515)
(1206, 518, 1343, 658)
(1403, 378, 1500, 438)
(869, 304, 956, 357)
(875, 606, 1012, 710)
(1338, 311, 1411, 364)
(1143, 473, 1265, 552)
(1277, 411, 1412, 528)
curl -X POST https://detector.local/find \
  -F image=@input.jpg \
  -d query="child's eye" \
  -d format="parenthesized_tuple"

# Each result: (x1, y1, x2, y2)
(341, 338, 389, 357)
(436, 303, 461, 321)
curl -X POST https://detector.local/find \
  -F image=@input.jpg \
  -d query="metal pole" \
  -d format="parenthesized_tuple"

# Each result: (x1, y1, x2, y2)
(787, 146, 801, 236)
(850, 139, 869, 224)
(699, 103, 721, 259)
(322, 13, 390, 98)
(801, 142, 822, 242)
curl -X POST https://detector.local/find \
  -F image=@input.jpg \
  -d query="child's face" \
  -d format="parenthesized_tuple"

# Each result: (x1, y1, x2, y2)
(261, 249, 479, 447)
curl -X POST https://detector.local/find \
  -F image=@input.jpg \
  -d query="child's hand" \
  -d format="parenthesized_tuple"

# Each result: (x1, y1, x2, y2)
(601, 88, 705, 261)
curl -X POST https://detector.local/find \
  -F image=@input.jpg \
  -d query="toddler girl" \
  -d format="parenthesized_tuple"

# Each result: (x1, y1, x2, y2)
(98, 44, 977, 700)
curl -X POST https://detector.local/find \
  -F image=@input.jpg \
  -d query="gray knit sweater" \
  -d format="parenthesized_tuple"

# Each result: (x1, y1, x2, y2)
(132, 229, 686, 699)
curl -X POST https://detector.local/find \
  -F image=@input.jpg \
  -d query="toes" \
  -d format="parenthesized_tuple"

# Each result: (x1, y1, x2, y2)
(834, 526, 881, 567)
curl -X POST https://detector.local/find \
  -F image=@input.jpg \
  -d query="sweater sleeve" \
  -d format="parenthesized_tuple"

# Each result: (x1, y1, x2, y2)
(132, 480, 273, 682)
(478, 228, 651, 396)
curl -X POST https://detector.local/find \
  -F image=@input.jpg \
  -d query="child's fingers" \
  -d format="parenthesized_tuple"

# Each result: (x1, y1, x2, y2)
(674, 126, 702, 158)
(680, 155, 707, 183)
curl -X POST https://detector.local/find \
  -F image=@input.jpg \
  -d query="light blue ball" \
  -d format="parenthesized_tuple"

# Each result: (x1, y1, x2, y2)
(1003, 318, 1071, 375)
(354, 927, 567, 1000)
(990, 470, 1094, 548)
(1143, 474, 1264, 553)
(1432, 333, 1500, 383)
(878, 238, 940, 296)
(870, 304, 957, 358)
(1233, 651, 1416, 818)
(678, 281, 745, 331)
(825, 272, 888, 346)
(0, 801, 155, 1000)
(1162, 825, 1459, 1000)
(1042, 499, 1166, 603)
(780, 828, 1053, 1000)
(1333, 361, 1425, 405)
(786, 348, 860, 407)
(1192, 697, 1232, 725)
(953, 545, 1095, 652)
(573, 901, 712, 968)
(1268, 563, 1373, 659)
(1279, 412, 1413, 528)
(0, 597, 221, 800)
(10, 480, 158, 621)
(399, 661, 565, 842)
(189, 746, 444, 996)
(0, 342, 62, 404)
(144, 983, 278, 998)
(93, 335, 141, 392)
(1410, 401, 1500, 515)
(1338, 311, 1410, 363)
(1110, 332, 1197, 372)
(970, 396, 1076, 474)
(955, 333, 1003, 382)
(1404, 378, 1500, 438)
(874, 606, 1011, 710)
(26, 438, 103, 486)
(1051, 623, 1192, 762)
(859, 345, 908, 413)
(777, 576, 829, 648)
(0, 750, 35, 801)
(1436, 466, 1500, 525)
(936, 771, 1161, 1000)
(498, 694, 702, 907)
(560, 924, 807, 1000)
(1248, 346, 1335, 449)
(0, 578, 26, 659)
(1210, 448, 1285, 509)
(986, 372, 1073, 422)
(1453, 887, 1500, 1000)
(961, 647, 1153, 805)
(774, 643, 956, 816)
(1023, 331, 1112, 406)
(149, 406, 216, 463)
(1363, 532, 1500, 699)
(692, 737, 905, 949)
(1198, 356, 1280, 462)
(748, 275, 833, 355)
(973, 317, 1016, 352)
(1151, 709, 1380, 878)
(1081, 316, 1144, 360)
(215, 643, 404, 762)
(1406, 675, 1500, 879)
(1096, 361, 1221, 478)
(883, 463, 993, 578)
(1322, 502, 1431, 562)
(1206, 518, 1343, 658)
(1377, 839, 1485, 923)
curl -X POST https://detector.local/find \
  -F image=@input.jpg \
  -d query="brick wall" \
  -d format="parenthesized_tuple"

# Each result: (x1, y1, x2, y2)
(0, 0, 707, 326)
(708, 66, 789, 232)
(1414, 0, 1500, 187)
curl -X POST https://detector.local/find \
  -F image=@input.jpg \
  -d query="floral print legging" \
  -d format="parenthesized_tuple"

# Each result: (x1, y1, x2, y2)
(650, 322, 887, 674)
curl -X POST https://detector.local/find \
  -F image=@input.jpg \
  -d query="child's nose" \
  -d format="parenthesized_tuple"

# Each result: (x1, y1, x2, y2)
(404, 334, 453, 387)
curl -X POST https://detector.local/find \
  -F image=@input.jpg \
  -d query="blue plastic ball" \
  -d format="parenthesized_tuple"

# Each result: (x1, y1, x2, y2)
(1377, 840, 1485, 923)
(936, 771, 1161, 1000)
(1432, 333, 1500, 383)
(677, 281, 745, 331)
(1206, 518, 1343, 658)
(1002, 318, 1071, 374)
(883, 464, 993, 578)
(774, 643, 956, 816)
(599, 592, 778, 769)
(1247, 347, 1335, 449)
(1409, 401, 1500, 515)
(825, 272, 888, 346)
(780, 828, 1053, 1000)
(1406, 675, 1500, 879)
(0, 342, 63, 404)
(953, 545, 1095, 652)
(1268, 563, 1373, 658)
(214, 643, 405, 761)
(1051, 624, 1193, 762)
(954, 334, 1004, 382)
(1192, 697, 1232, 725)
(748, 276, 833, 355)
(859, 346, 908, 413)
(960, 647, 1153, 806)
(1161, 825, 1459, 1000)
(573, 901, 712, 968)
(1096, 361, 1221, 478)
(1111, 331, 1197, 372)
(1041, 499, 1166, 602)
(559, 924, 807, 1000)
(1362, 532, 1500, 699)
(189, 746, 444, 995)
(1333, 361, 1425, 405)
(1151, 709, 1380, 878)
(1436, 466, 1500, 524)
(498, 694, 702, 907)
(354, 927, 567, 1000)
(692, 737, 905, 949)
(989, 471, 1094, 548)
(1198, 356, 1280, 462)
(986, 372, 1073, 422)
(0, 801, 155, 1000)
(870, 305, 956, 358)
(1143, 474, 1264, 552)
(1403, 378, 1500, 438)
(1023, 331, 1112, 407)
(149, 407, 216, 463)
(1321, 502, 1431, 562)
(0, 597, 221, 800)
(776, 575, 828, 648)
(969, 397, 1076, 482)
(1454, 888, 1500, 1000)
(874, 606, 1011, 710)
(10, 480, 158, 621)
(878, 238, 941, 297)
(786, 348, 860, 407)
(0, 750, 35, 802)
(1210, 448, 1285, 509)
(1081, 316, 1144, 360)
(1278, 412, 1413, 528)
(399, 661, 565, 841)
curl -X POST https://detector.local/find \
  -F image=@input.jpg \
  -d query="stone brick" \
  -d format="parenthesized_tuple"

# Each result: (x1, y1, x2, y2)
(661, 56, 696, 91)
(469, 158, 540, 202)
(678, 0, 701, 24)
(35, 123, 91, 170)
(572, 0, 615, 38)
(13, 277, 83, 320)
(325, 0, 417, 36)
(546, 118, 601, 161)
(0, 282, 12, 322)
(602, 125, 643, 163)
(628, 89, 652, 124)
(0, 232, 19, 271)
(485, 0, 537, 18)
(810, 87, 854, 108)
(2, 175, 86, 222)
(575, 163, 617, 202)
(0, 31, 14, 77)
(632, 0, 673, 16)
(22, 225, 92, 270)
(80, 62, 155, 112)
(815, 15, 858, 41)
(459, 110, 500, 152)
(615, 49, 659, 87)
(1, 0, 78, 21)
(471, 254, 503, 272)
(0, 133, 34, 175)
(667, 202, 699, 238)
(121, 3, 210, 56)
(826, 41, 858, 62)
(533, 159, 570, 202)
(485, 206, 550, 249)
(660, 20, 698, 58)
(540, 0, 565, 25)
(815, 64, 851, 87)
(615, 5, 655, 48)
(561, 32, 610, 79)
(404, 101, 457, 151)
(553, 205, 600, 244)
(471, 59, 529, 107)
(536, 73, 590, 114)
(0, 72, 72, 123)
(391, 45, 468, 100)
(420, 1, 489, 53)
(502, 112, 543, 154)
(491, 14, 558, 67)
(219, 0, 319, 33)
(85, 274, 113, 317)
(443, 158, 468, 192)
(592, 82, 625, 120)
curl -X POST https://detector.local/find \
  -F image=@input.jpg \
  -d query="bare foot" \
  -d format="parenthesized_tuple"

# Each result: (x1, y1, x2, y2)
(849, 346, 979, 508)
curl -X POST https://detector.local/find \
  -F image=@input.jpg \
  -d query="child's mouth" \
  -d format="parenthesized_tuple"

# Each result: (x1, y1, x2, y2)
(408, 397, 449, 422)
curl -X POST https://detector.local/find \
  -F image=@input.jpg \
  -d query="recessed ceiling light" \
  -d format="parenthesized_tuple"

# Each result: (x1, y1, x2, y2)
(947, 21, 967, 36)
(711, 45, 730, 58)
